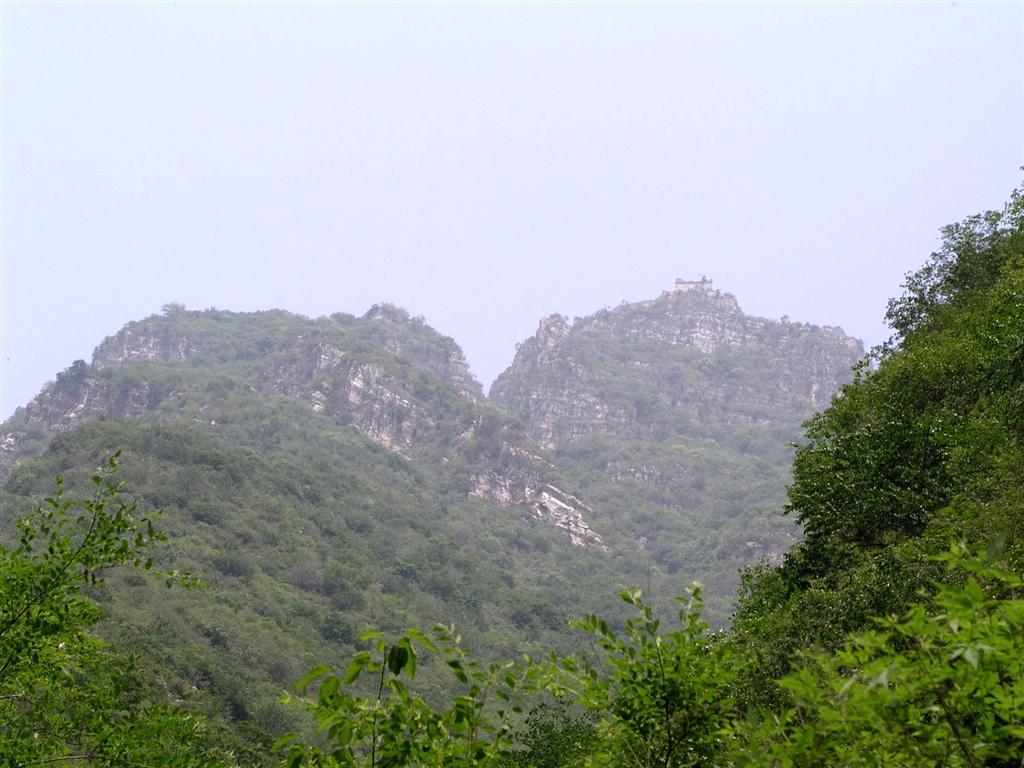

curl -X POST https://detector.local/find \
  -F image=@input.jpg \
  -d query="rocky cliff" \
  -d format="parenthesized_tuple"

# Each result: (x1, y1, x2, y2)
(487, 284, 864, 597)
(490, 287, 863, 449)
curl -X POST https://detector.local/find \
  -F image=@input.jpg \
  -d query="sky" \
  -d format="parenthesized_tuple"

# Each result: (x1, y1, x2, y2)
(2, 2, 1022, 421)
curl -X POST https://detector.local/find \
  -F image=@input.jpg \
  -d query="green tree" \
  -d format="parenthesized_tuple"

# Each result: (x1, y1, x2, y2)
(282, 586, 736, 768)
(730, 181, 1024, 711)
(530, 584, 735, 768)
(885, 182, 1023, 344)
(503, 700, 597, 768)
(731, 544, 1024, 767)
(0, 453, 235, 766)
(277, 624, 528, 768)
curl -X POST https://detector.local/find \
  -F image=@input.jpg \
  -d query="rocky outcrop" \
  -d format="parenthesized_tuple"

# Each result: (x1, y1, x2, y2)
(0, 360, 172, 481)
(527, 484, 606, 549)
(361, 304, 483, 402)
(94, 325, 195, 368)
(466, 435, 606, 549)
(259, 345, 438, 452)
(490, 288, 864, 449)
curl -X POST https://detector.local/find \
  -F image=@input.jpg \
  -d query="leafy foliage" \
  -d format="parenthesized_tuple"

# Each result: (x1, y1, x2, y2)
(280, 543, 1024, 766)
(1, 411, 632, 746)
(277, 584, 734, 768)
(535, 585, 734, 768)
(731, 181, 1024, 709)
(731, 544, 1024, 766)
(502, 700, 597, 768)
(0, 454, 237, 766)
(277, 625, 528, 767)
(885, 183, 1024, 342)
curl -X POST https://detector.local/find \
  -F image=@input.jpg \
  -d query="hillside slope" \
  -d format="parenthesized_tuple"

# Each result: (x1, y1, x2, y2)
(0, 307, 628, 742)
(491, 282, 863, 607)
(730, 184, 1024, 710)
(1, 286, 863, 741)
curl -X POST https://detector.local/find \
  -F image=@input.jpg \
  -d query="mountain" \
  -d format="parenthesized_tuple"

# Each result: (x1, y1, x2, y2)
(492, 280, 861, 447)
(1, 305, 603, 548)
(0, 305, 627, 743)
(0, 284, 862, 743)
(6, 190, 1021, 768)
(490, 280, 863, 602)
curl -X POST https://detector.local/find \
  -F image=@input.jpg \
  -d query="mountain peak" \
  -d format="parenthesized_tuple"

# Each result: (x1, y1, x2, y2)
(491, 288, 863, 449)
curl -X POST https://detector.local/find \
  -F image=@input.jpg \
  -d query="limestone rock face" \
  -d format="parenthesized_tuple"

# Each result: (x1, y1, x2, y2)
(361, 304, 484, 403)
(490, 288, 863, 450)
(93, 325, 196, 368)
(467, 438, 605, 549)
(0, 360, 170, 481)
(258, 343, 438, 453)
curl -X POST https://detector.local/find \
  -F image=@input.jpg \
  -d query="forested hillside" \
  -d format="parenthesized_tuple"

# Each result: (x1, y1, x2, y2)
(275, 185, 1024, 766)
(0, 307, 645, 757)
(490, 285, 862, 612)
(0, 284, 857, 761)
(3, 185, 1020, 765)
(729, 182, 1024, 714)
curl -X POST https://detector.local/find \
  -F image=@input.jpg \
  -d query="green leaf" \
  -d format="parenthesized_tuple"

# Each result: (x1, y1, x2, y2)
(319, 675, 340, 702)
(285, 745, 304, 768)
(387, 644, 410, 676)
(295, 664, 332, 693)
(272, 731, 300, 751)
(404, 627, 438, 651)
(405, 644, 417, 679)
(342, 657, 368, 684)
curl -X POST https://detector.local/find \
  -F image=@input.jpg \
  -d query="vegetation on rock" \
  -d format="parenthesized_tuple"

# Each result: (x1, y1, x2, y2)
(1, 184, 1021, 764)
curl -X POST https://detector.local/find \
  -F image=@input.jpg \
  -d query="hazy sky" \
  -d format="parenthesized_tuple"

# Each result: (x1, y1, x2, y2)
(2, 2, 1022, 420)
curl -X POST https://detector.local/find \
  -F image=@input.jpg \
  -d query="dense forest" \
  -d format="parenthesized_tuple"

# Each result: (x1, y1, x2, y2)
(2, 184, 1022, 765)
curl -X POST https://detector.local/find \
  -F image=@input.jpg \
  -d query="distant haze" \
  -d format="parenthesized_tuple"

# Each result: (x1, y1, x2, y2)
(2, 2, 1022, 420)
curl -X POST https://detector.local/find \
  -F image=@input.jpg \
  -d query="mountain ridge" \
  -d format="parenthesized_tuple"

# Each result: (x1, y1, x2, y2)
(0, 281, 864, 743)
(2, 285, 864, 564)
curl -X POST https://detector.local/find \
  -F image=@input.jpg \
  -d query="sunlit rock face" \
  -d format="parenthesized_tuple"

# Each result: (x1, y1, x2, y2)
(490, 287, 863, 450)
(469, 445, 606, 550)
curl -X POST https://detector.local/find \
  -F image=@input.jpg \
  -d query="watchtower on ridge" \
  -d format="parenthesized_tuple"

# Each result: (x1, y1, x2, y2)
(672, 276, 714, 293)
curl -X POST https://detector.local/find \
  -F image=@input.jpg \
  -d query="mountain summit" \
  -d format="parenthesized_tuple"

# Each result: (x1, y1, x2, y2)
(492, 282, 863, 449)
